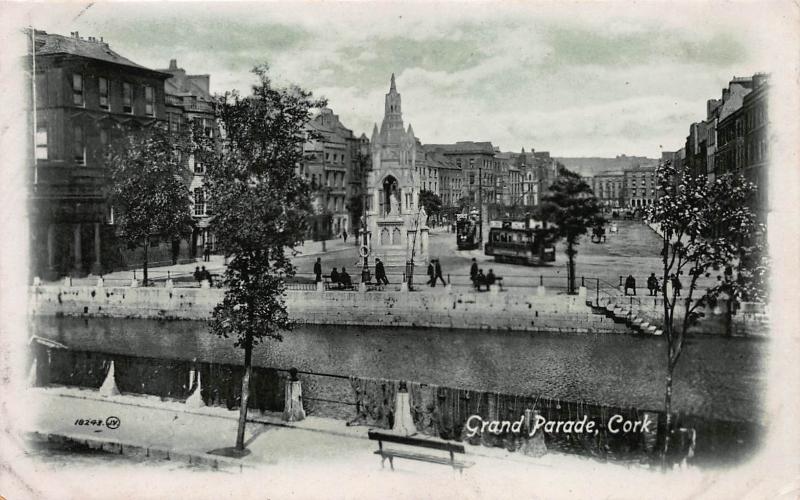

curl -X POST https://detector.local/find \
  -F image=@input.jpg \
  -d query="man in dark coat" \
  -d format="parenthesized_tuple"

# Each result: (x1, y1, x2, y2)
(470, 258, 478, 285)
(476, 269, 487, 291)
(314, 258, 322, 282)
(194, 266, 202, 284)
(647, 273, 658, 296)
(330, 267, 340, 288)
(486, 269, 497, 288)
(340, 267, 352, 288)
(427, 262, 435, 286)
(624, 274, 636, 296)
(375, 258, 389, 285)
(434, 259, 446, 286)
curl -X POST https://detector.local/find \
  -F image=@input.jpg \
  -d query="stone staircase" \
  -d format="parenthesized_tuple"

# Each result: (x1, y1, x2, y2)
(588, 297, 664, 336)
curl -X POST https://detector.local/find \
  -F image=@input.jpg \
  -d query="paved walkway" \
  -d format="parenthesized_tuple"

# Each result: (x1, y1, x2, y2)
(14, 387, 722, 500)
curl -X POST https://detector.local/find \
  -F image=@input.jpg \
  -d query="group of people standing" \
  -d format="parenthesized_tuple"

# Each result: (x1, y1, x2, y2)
(625, 273, 682, 297)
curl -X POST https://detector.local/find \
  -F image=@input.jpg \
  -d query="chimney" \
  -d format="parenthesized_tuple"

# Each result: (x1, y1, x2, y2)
(169, 59, 178, 70)
(722, 88, 730, 101)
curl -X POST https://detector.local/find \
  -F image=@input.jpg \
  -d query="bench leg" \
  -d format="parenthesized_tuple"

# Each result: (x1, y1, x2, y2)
(380, 454, 385, 469)
(388, 456, 394, 471)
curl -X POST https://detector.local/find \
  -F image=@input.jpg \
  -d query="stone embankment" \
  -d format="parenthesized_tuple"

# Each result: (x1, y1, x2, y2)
(28, 283, 635, 334)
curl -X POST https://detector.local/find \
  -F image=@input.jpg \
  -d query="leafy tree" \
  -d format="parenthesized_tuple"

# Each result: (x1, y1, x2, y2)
(538, 166, 604, 294)
(418, 190, 442, 223)
(204, 65, 324, 452)
(107, 124, 195, 285)
(645, 161, 766, 464)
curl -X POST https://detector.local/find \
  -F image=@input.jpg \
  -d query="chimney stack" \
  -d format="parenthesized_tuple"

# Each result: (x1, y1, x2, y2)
(169, 59, 178, 70)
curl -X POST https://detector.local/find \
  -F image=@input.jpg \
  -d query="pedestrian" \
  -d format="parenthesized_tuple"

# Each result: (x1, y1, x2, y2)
(647, 273, 658, 296)
(672, 274, 682, 297)
(330, 267, 340, 288)
(314, 257, 322, 283)
(201, 266, 212, 286)
(434, 259, 446, 286)
(340, 267, 352, 289)
(624, 274, 636, 296)
(427, 261, 435, 287)
(193, 266, 202, 284)
(342, 229, 348, 244)
(204, 243, 211, 262)
(470, 258, 478, 286)
(476, 269, 487, 291)
(375, 258, 389, 285)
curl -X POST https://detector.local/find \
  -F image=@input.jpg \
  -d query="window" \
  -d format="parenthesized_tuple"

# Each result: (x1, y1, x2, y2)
(144, 85, 154, 116)
(72, 74, 84, 106)
(122, 83, 132, 114)
(469, 173, 475, 185)
(73, 123, 85, 165)
(99, 77, 109, 109)
(194, 188, 205, 216)
(35, 124, 48, 160)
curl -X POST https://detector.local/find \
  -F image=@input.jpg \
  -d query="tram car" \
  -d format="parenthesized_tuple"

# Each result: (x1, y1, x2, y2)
(484, 217, 556, 265)
(456, 212, 481, 250)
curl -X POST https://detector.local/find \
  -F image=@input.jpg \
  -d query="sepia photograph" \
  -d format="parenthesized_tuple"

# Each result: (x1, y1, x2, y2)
(0, 1, 798, 498)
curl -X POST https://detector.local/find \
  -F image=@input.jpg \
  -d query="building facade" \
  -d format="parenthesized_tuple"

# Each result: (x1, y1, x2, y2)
(158, 58, 217, 258)
(28, 30, 171, 279)
(425, 141, 498, 206)
(302, 107, 363, 237)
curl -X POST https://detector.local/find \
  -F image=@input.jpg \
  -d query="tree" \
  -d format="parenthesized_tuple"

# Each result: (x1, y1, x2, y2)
(107, 124, 195, 285)
(645, 161, 766, 464)
(418, 190, 442, 224)
(538, 166, 604, 294)
(204, 65, 324, 452)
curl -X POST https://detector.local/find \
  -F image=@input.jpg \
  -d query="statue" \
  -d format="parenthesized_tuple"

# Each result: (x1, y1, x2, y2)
(389, 192, 399, 215)
(419, 206, 427, 225)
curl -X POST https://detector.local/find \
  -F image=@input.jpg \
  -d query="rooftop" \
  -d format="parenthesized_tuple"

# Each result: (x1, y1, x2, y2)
(31, 29, 162, 74)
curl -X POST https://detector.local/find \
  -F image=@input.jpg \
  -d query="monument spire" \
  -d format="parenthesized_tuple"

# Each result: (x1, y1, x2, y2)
(390, 73, 396, 92)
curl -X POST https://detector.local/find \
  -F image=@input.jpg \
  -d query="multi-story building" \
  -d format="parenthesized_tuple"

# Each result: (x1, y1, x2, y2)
(425, 141, 498, 205)
(158, 59, 216, 258)
(302, 107, 362, 237)
(585, 172, 625, 211)
(27, 29, 172, 278)
(623, 166, 658, 209)
(422, 147, 460, 207)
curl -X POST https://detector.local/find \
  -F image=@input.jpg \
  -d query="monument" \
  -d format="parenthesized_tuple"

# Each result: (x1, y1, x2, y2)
(363, 74, 429, 271)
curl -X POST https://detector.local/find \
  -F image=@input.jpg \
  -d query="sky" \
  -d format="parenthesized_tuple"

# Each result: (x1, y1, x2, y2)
(10, 1, 790, 157)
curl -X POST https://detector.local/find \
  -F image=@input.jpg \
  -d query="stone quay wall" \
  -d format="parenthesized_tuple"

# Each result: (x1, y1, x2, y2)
(28, 284, 631, 334)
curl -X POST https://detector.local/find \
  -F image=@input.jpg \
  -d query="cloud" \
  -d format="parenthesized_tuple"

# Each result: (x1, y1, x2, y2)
(23, 2, 776, 156)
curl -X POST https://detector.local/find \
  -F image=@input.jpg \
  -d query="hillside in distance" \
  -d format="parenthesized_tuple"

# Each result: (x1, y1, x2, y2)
(556, 155, 659, 176)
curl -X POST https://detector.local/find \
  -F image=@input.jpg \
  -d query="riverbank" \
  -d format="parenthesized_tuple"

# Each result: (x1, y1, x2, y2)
(29, 284, 632, 334)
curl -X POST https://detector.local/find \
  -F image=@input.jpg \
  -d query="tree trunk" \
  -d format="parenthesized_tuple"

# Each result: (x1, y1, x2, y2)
(142, 237, 149, 287)
(235, 334, 253, 451)
(661, 365, 674, 468)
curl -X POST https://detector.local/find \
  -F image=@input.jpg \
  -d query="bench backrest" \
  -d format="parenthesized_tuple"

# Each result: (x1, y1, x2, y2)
(368, 430, 466, 454)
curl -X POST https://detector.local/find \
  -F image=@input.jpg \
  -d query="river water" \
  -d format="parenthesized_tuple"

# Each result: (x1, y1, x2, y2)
(31, 316, 765, 423)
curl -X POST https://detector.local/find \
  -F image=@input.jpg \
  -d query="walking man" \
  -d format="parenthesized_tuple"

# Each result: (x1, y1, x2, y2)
(434, 259, 446, 286)
(342, 229, 348, 244)
(204, 243, 211, 262)
(314, 258, 322, 283)
(375, 258, 389, 285)
(427, 261, 435, 287)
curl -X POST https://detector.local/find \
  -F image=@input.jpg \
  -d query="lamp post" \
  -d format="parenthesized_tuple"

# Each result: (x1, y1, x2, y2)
(360, 189, 370, 284)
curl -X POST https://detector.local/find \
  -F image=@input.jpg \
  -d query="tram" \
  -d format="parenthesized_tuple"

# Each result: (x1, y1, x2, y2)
(484, 217, 556, 265)
(455, 211, 481, 250)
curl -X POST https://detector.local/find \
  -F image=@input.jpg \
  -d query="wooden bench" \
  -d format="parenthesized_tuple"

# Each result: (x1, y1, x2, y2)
(368, 430, 474, 474)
